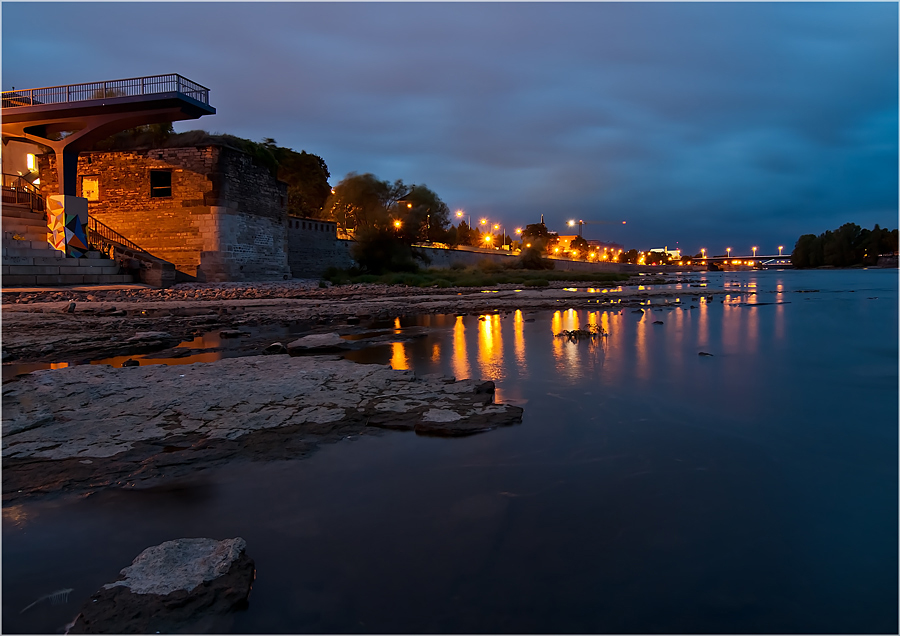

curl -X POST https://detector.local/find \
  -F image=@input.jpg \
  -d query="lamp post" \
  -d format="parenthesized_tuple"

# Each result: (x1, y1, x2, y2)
(701, 248, 706, 260)
(726, 247, 731, 259)
(752, 246, 757, 258)
(778, 245, 784, 257)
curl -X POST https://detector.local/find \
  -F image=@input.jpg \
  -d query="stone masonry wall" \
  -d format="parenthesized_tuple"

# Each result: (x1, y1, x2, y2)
(39, 146, 290, 282)
(286, 217, 355, 278)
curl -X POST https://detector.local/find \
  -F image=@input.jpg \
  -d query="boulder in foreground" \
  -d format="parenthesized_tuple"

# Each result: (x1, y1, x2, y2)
(68, 537, 254, 634)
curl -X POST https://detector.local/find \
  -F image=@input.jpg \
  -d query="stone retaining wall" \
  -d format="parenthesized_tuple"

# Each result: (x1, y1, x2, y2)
(286, 217, 354, 277)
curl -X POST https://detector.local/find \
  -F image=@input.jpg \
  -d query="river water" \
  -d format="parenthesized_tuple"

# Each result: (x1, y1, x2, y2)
(3, 269, 897, 634)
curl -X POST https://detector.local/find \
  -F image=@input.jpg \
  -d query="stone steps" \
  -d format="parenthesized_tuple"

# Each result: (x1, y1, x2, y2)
(3, 215, 46, 229)
(2, 242, 57, 256)
(2, 273, 134, 286)
(1, 205, 45, 220)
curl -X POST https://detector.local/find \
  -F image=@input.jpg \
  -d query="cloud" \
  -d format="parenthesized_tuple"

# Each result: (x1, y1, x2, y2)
(3, 2, 896, 250)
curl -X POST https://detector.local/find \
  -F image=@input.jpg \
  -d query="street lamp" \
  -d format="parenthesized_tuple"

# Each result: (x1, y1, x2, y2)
(701, 248, 706, 259)
(394, 220, 402, 229)
(778, 245, 784, 256)
(726, 247, 731, 258)
(752, 246, 758, 258)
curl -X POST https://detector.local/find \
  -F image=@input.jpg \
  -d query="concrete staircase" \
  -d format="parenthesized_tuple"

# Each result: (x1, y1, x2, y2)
(2, 203, 134, 286)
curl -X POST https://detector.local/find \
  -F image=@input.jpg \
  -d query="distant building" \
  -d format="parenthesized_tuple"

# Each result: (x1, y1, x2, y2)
(650, 247, 681, 259)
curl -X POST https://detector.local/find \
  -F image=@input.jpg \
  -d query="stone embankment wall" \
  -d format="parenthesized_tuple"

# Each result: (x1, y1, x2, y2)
(40, 146, 291, 283)
(286, 218, 354, 278)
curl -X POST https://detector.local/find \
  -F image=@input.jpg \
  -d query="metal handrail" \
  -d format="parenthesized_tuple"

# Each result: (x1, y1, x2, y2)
(1, 174, 44, 211)
(87, 216, 154, 259)
(2, 74, 210, 109)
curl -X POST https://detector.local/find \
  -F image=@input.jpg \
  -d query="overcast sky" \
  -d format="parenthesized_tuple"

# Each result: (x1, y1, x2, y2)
(3, 2, 897, 254)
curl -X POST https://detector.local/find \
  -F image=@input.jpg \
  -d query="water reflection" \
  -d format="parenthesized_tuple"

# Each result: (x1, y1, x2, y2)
(390, 342, 409, 370)
(477, 314, 504, 380)
(451, 316, 470, 380)
(514, 310, 527, 377)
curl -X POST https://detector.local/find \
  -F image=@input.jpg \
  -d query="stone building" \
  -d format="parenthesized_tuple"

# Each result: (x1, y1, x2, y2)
(38, 142, 293, 282)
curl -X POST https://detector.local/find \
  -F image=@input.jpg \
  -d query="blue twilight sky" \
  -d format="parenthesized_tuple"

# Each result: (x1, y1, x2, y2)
(3, 2, 897, 254)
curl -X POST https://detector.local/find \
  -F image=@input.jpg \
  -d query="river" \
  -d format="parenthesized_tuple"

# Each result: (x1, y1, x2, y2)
(3, 269, 897, 633)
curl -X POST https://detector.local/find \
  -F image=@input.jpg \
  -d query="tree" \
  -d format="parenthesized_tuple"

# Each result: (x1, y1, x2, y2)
(645, 250, 669, 265)
(393, 184, 451, 243)
(263, 140, 331, 218)
(569, 236, 589, 258)
(324, 173, 404, 233)
(622, 249, 639, 264)
(791, 223, 898, 268)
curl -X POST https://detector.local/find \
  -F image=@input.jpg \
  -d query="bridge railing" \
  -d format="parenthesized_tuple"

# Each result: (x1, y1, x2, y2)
(2, 74, 210, 109)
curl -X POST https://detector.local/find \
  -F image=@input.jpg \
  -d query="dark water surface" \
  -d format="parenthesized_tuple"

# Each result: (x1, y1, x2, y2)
(3, 270, 898, 633)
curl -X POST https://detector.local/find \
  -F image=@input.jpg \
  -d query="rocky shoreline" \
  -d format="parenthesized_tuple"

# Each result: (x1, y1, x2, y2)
(1, 276, 722, 365)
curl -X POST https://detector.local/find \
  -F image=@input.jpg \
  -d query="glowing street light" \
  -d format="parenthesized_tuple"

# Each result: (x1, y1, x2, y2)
(480, 218, 487, 226)
(701, 248, 706, 259)
(394, 220, 402, 229)
(483, 234, 493, 246)
(726, 247, 731, 258)
(456, 209, 471, 227)
(778, 245, 784, 256)
(752, 246, 758, 257)
(515, 227, 522, 235)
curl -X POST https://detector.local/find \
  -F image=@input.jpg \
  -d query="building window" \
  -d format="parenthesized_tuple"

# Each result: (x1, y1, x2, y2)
(82, 176, 100, 201)
(150, 170, 172, 197)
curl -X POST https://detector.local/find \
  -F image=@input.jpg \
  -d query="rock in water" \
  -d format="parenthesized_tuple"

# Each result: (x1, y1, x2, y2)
(286, 332, 351, 354)
(262, 342, 288, 355)
(68, 537, 254, 634)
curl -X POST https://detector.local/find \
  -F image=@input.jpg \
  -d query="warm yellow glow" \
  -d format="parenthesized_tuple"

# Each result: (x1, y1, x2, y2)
(452, 316, 470, 380)
(554, 247, 559, 253)
(390, 342, 409, 370)
(515, 228, 522, 234)
(568, 220, 575, 227)
(394, 317, 402, 330)
(407, 203, 413, 208)
(394, 220, 402, 228)
(589, 252, 595, 259)
(480, 218, 487, 225)
(26, 154, 36, 171)
(477, 313, 503, 378)
(601, 254, 608, 260)
(493, 224, 499, 230)
(484, 234, 493, 244)
(50, 362, 69, 370)
(572, 250, 578, 257)
(456, 210, 463, 217)
(514, 309, 526, 374)
(525, 243, 531, 248)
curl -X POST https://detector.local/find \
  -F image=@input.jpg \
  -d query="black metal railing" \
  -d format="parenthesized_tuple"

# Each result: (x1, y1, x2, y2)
(2, 74, 210, 109)
(87, 216, 153, 259)
(1, 174, 44, 211)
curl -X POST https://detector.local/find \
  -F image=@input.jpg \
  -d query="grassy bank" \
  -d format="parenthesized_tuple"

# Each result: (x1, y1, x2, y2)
(322, 266, 631, 288)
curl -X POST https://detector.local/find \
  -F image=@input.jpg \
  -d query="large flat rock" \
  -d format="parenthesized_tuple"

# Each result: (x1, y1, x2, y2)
(2, 356, 523, 500)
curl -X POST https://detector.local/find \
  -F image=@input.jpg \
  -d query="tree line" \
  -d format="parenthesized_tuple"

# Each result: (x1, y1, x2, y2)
(791, 223, 898, 268)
